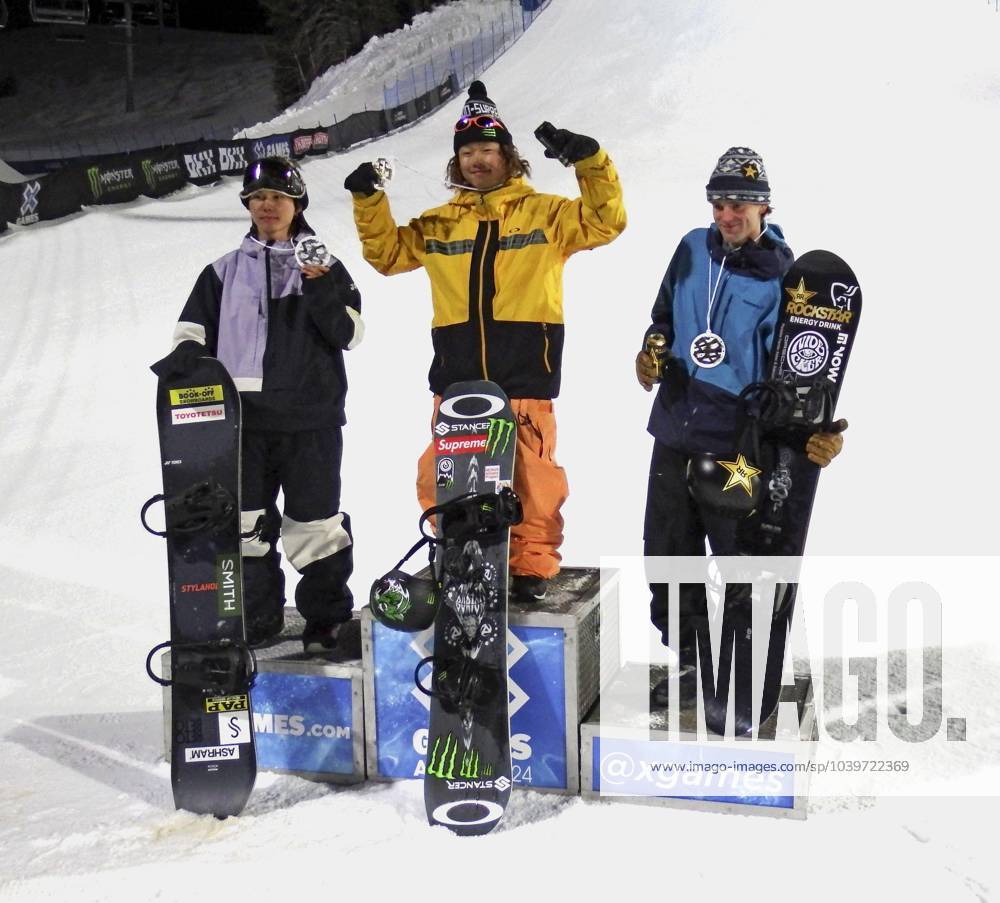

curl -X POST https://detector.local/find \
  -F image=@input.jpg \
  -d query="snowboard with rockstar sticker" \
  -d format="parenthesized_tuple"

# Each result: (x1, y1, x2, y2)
(144, 356, 256, 817)
(743, 250, 861, 729)
(422, 380, 517, 836)
(752, 249, 862, 557)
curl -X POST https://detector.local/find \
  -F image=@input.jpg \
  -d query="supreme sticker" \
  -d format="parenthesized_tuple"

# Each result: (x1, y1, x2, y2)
(435, 435, 487, 455)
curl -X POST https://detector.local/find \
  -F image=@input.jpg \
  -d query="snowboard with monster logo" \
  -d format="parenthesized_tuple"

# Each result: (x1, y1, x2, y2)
(422, 380, 517, 835)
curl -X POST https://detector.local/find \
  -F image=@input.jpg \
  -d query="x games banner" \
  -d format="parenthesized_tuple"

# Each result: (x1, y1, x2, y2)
(0, 71, 457, 230)
(11, 170, 81, 225)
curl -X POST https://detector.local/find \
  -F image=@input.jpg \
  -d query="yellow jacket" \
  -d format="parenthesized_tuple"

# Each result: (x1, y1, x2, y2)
(351, 149, 626, 398)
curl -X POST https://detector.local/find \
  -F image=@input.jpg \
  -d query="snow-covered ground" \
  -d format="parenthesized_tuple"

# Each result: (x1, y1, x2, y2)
(1, 0, 999, 900)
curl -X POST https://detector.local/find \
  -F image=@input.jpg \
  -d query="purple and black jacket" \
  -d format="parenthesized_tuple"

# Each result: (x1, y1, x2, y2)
(171, 233, 363, 432)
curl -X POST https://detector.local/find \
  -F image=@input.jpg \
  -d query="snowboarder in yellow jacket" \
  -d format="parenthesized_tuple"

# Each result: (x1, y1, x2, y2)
(345, 80, 626, 600)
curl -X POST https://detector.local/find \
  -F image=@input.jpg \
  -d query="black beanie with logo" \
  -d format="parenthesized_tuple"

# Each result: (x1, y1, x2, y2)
(453, 81, 513, 153)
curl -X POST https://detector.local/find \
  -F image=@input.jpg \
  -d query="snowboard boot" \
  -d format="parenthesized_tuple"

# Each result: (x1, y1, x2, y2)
(511, 574, 548, 603)
(245, 609, 285, 648)
(650, 677, 671, 710)
(302, 621, 343, 655)
(649, 649, 696, 711)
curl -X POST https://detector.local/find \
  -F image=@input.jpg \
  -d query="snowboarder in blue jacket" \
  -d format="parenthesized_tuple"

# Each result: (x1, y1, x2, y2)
(635, 147, 843, 705)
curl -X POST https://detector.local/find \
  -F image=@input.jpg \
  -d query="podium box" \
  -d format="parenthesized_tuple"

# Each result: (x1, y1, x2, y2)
(580, 661, 816, 819)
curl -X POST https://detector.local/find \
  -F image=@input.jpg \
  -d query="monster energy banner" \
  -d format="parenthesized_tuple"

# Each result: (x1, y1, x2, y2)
(136, 149, 186, 199)
(82, 155, 141, 205)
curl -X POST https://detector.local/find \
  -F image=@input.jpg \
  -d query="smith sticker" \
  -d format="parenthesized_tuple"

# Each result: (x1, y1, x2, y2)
(205, 694, 249, 713)
(217, 556, 242, 618)
(169, 385, 224, 406)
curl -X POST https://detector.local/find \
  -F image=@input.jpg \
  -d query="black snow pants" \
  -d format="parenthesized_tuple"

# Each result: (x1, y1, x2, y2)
(240, 427, 354, 638)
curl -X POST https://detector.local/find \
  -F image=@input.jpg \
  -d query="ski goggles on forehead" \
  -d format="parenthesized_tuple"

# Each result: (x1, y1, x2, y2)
(454, 114, 507, 133)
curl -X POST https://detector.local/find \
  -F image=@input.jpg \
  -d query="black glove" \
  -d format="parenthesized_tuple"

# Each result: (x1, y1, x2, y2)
(344, 162, 379, 197)
(150, 340, 205, 380)
(537, 125, 600, 164)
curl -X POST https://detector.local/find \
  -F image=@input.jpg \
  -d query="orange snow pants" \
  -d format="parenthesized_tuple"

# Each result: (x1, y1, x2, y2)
(417, 397, 568, 579)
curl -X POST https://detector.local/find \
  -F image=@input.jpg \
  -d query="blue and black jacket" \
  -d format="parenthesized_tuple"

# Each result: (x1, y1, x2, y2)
(646, 223, 794, 455)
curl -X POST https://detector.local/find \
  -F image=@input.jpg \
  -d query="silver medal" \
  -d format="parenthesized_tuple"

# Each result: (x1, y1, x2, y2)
(294, 236, 334, 268)
(690, 330, 726, 368)
(695, 253, 730, 368)
(372, 157, 395, 189)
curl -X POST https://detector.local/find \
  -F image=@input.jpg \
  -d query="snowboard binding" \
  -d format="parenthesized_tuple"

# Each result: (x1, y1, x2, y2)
(740, 377, 837, 448)
(414, 654, 501, 712)
(369, 488, 522, 634)
(141, 478, 237, 540)
(419, 487, 523, 544)
(146, 638, 257, 695)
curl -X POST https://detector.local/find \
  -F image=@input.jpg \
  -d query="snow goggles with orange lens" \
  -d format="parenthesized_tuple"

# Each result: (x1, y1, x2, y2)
(454, 115, 507, 133)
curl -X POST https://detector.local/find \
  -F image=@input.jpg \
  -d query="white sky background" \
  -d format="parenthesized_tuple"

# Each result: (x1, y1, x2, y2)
(0, 0, 998, 899)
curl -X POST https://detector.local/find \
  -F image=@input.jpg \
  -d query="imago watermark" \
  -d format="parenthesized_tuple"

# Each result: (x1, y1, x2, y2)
(595, 557, 995, 800)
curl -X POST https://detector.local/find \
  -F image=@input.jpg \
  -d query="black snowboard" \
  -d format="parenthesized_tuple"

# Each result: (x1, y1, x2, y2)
(423, 381, 517, 835)
(148, 356, 256, 817)
(753, 249, 862, 556)
(745, 250, 862, 731)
